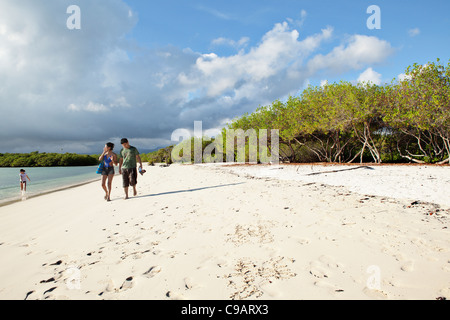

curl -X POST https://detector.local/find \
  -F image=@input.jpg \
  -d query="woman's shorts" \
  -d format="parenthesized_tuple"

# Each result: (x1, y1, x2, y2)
(101, 166, 115, 176)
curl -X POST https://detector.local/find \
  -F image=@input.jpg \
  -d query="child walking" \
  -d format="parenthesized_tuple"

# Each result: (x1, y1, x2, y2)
(19, 169, 31, 194)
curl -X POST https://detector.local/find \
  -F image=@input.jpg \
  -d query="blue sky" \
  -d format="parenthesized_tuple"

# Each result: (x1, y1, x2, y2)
(0, 0, 449, 153)
(123, 0, 450, 84)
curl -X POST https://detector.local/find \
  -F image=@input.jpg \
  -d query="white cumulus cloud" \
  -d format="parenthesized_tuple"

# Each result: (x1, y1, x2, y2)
(358, 67, 382, 85)
(307, 35, 394, 74)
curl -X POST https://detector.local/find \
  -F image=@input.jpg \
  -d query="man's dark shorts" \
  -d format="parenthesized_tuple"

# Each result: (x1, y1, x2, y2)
(122, 168, 137, 188)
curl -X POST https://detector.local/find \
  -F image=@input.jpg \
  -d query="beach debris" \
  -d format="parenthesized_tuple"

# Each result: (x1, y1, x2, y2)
(436, 297, 447, 300)
(359, 197, 370, 203)
(405, 201, 447, 220)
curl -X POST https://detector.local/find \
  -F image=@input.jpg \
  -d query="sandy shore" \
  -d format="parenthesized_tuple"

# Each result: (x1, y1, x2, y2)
(0, 163, 449, 300)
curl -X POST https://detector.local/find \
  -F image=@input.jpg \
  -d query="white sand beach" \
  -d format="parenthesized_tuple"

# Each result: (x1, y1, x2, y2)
(0, 163, 449, 300)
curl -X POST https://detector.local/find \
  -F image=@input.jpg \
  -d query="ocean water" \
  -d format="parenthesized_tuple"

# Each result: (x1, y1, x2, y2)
(0, 166, 100, 203)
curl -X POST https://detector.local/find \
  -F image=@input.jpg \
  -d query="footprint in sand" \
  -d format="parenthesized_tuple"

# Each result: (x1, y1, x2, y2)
(216, 258, 229, 268)
(401, 261, 415, 272)
(297, 238, 311, 245)
(152, 249, 162, 256)
(184, 277, 196, 290)
(290, 236, 311, 245)
(166, 291, 185, 300)
(260, 283, 282, 298)
(43, 286, 58, 299)
(40, 277, 56, 284)
(319, 255, 343, 269)
(120, 277, 134, 291)
(309, 256, 341, 279)
(155, 229, 166, 235)
(363, 287, 389, 299)
(24, 290, 35, 300)
(105, 279, 116, 293)
(144, 266, 162, 278)
(309, 264, 329, 279)
(393, 253, 407, 262)
(314, 280, 344, 295)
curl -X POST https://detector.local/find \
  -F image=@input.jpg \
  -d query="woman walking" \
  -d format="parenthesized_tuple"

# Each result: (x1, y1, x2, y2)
(99, 142, 118, 201)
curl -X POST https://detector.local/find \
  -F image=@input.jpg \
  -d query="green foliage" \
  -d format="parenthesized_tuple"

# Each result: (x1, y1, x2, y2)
(225, 58, 449, 164)
(0, 152, 99, 167)
(145, 147, 174, 165)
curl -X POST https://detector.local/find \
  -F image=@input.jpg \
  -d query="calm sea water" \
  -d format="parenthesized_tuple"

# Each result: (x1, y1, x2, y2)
(0, 166, 100, 203)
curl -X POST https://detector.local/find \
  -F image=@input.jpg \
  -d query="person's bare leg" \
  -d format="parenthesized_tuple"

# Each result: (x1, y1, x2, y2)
(101, 175, 108, 200)
(107, 174, 114, 201)
(133, 185, 137, 196)
(124, 187, 129, 200)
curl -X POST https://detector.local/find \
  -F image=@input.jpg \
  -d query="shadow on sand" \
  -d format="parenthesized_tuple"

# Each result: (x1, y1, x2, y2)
(132, 182, 246, 199)
(306, 165, 375, 176)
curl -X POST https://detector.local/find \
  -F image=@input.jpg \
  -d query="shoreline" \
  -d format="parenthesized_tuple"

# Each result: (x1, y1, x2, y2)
(0, 177, 101, 208)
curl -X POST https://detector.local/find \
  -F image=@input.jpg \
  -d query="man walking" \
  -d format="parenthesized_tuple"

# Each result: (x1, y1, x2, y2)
(118, 138, 143, 199)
